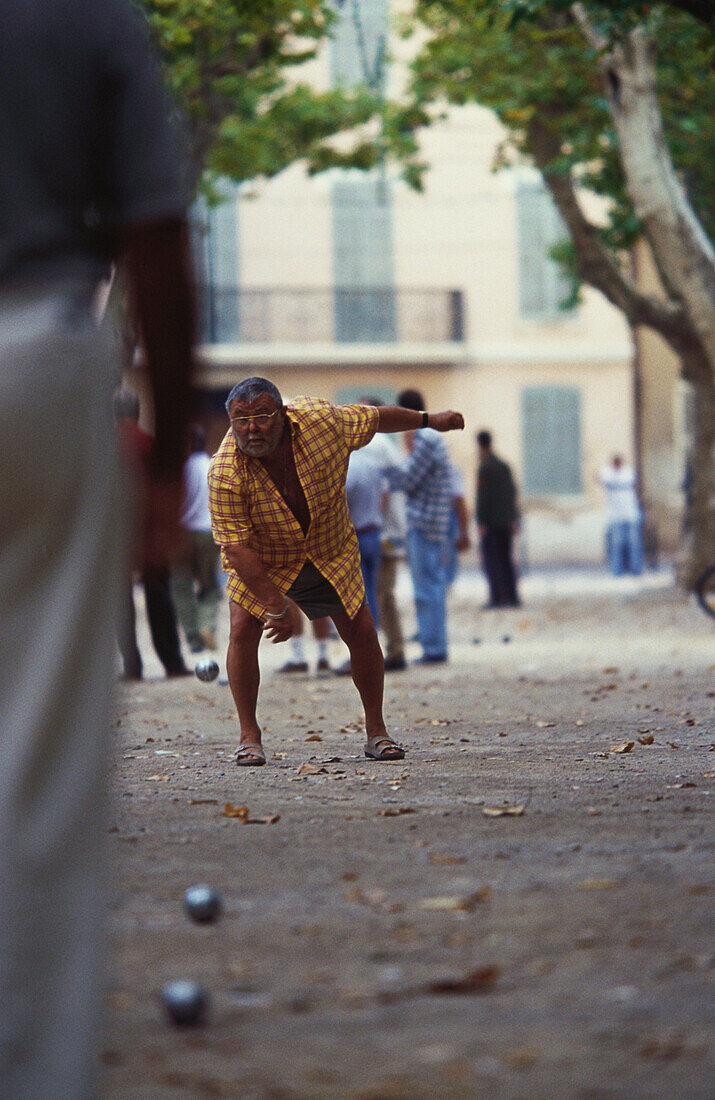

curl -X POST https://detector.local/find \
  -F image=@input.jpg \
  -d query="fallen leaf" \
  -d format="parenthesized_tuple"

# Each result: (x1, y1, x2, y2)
(482, 804, 525, 817)
(297, 763, 327, 776)
(427, 965, 499, 995)
(638, 734, 655, 745)
(378, 806, 416, 817)
(428, 852, 467, 865)
(220, 803, 280, 824)
(222, 803, 249, 820)
(666, 782, 697, 789)
(420, 888, 491, 912)
(536, 721, 555, 728)
(145, 774, 170, 782)
(602, 666, 620, 675)
(187, 798, 218, 806)
(610, 741, 634, 754)
(305, 734, 322, 742)
(668, 741, 681, 749)
(587, 807, 601, 816)
(580, 878, 616, 890)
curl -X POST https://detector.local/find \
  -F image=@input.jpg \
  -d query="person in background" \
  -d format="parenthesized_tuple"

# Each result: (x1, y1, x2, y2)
(597, 454, 644, 576)
(115, 389, 191, 679)
(0, 1, 197, 1094)
(476, 430, 521, 608)
(277, 614, 333, 676)
(172, 424, 221, 652)
(358, 398, 408, 672)
(333, 440, 387, 675)
(445, 461, 471, 586)
(386, 389, 454, 665)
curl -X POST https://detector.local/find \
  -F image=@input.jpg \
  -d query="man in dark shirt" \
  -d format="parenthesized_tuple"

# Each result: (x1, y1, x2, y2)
(0, 2, 196, 1094)
(476, 430, 521, 608)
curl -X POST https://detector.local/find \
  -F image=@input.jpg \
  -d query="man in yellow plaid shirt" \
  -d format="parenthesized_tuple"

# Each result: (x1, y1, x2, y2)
(209, 377, 464, 764)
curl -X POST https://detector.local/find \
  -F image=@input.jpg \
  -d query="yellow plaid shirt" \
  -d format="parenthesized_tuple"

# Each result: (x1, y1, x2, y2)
(208, 397, 379, 619)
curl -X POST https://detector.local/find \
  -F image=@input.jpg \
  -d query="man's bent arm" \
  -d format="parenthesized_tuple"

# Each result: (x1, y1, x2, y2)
(223, 544, 291, 617)
(123, 217, 197, 478)
(377, 407, 464, 434)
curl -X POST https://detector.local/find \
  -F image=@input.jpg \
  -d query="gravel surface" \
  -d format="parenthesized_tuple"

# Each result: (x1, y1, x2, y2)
(103, 572, 714, 1098)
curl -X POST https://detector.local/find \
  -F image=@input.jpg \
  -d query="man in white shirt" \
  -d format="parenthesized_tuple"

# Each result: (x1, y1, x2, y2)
(598, 455, 644, 576)
(173, 425, 221, 650)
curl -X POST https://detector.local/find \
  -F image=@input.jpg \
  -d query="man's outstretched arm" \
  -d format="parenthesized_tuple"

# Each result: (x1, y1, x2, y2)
(377, 407, 464, 434)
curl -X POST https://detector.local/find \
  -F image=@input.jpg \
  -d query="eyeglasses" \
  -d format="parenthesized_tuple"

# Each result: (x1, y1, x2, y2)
(230, 409, 280, 427)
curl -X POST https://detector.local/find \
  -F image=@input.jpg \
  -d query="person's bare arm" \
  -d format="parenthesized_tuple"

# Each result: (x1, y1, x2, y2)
(377, 407, 464, 434)
(223, 544, 303, 641)
(122, 216, 198, 567)
(453, 496, 471, 550)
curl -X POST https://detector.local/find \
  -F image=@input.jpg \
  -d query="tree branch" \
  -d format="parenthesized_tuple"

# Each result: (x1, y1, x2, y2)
(527, 117, 692, 347)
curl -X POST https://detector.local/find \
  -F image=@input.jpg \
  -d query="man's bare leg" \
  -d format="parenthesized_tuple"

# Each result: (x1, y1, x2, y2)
(331, 604, 404, 758)
(227, 601, 265, 758)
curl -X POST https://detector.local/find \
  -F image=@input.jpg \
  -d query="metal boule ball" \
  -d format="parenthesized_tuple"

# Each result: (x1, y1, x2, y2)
(195, 657, 219, 682)
(183, 884, 222, 924)
(161, 980, 208, 1026)
(502, 635, 511, 644)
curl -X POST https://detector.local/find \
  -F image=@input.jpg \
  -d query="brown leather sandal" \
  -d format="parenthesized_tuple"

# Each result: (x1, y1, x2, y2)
(234, 743, 266, 766)
(364, 736, 405, 761)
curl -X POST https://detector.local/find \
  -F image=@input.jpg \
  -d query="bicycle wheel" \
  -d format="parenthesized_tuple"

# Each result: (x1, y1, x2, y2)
(696, 564, 715, 618)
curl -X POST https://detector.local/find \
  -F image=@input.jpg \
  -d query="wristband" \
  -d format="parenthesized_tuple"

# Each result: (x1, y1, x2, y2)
(264, 600, 289, 620)
(421, 411, 429, 428)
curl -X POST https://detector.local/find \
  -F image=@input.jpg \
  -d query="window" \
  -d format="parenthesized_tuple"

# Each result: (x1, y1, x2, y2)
(191, 187, 240, 343)
(521, 385, 582, 494)
(335, 386, 396, 406)
(516, 180, 571, 321)
(329, 0, 389, 89)
(331, 176, 396, 342)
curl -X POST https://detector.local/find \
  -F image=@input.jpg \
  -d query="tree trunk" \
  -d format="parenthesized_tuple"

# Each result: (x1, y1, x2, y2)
(606, 27, 715, 373)
(678, 355, 715, 589)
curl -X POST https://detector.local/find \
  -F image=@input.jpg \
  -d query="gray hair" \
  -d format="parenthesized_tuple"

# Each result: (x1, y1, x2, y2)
(225, 377, 283, 413)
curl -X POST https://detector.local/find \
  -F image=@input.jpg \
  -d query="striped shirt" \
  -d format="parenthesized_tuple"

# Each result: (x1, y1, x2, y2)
(386, 429, 453, 542)
(208, 397, 379, 618)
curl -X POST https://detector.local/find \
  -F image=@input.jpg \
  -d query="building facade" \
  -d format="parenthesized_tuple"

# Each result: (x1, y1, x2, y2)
(145, 1, 655, 565)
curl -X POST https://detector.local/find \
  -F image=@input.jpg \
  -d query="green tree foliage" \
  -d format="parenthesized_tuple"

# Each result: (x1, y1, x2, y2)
(404, 0, 713, 303)
(137, 0, 397, 191)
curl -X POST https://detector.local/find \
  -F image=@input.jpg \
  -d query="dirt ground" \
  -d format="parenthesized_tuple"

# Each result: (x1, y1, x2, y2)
(103, 569, 714, 1099)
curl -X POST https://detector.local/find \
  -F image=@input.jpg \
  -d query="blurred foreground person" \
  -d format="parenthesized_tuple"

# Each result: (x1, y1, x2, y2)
(597, 455, 644, 576)
(172, 424, 221, 652)
(0, 2, 195, 1096)
(476, 430, 521, 608)
(208, 378, 464, 765)
(115, 389, 191, 680)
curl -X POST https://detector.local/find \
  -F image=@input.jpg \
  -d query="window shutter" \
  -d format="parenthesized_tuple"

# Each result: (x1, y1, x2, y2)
(331, 177, 396, 342)
(516, 180, 571, 320)
(521, 385, 582, 494)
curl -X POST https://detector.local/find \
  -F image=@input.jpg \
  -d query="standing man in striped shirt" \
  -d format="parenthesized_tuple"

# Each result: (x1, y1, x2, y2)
(208, 377, 464, 765)
(387, 389, 455, 665)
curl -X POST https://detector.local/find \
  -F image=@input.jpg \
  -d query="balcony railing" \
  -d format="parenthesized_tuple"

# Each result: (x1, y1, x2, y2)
(197, 287, 464, 345)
